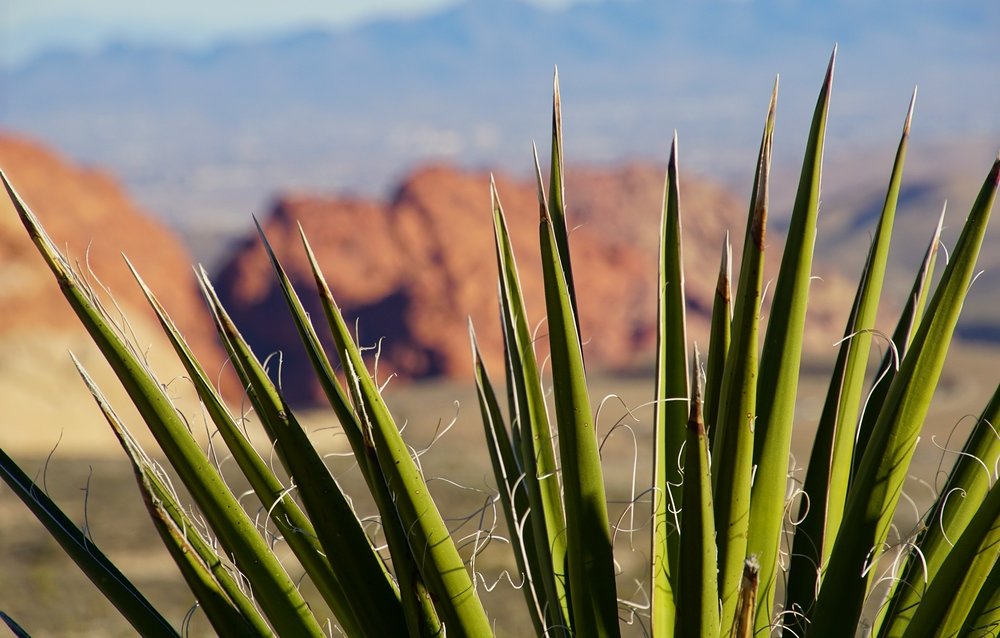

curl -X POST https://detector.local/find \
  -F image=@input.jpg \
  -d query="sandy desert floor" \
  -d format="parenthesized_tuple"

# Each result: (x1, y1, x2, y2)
(1, 341, 997, 636)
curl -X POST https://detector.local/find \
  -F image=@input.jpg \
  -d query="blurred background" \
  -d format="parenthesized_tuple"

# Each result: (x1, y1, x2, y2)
(4, 0, 998, 262)
(1, 1, 998, 634)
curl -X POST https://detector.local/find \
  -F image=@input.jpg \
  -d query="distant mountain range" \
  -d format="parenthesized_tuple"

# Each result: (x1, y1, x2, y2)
(1, 0, 996, 234)
(0, 0, 997, 339)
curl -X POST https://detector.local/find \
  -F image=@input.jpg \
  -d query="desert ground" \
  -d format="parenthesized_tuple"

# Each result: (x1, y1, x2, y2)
(1, 340, 996, 637)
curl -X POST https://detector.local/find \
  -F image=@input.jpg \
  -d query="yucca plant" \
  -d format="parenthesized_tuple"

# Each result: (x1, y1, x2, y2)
(1, 51, 998, 637)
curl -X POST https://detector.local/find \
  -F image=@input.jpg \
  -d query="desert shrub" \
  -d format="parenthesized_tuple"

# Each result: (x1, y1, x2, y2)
(1, 52, 998, 637)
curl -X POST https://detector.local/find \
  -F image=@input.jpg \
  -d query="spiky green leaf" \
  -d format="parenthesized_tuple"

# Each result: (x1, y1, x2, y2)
(534, 147, 620, 637)
(0, 447, 177, 638)
(74, 362, 268, 637)
(784, 86, 910, 629)
(197, 271, 408, 637)
(811, 153, 999, 636)
(711, 78, 775, 631)
(298, 231, 493, 636)
(470, 322, 546, 635)
(251, 220, 441, 636)
(651, 134, 689, 636)
(854, 208, 944, 482)
(0, 170, 325, 638)
(491, 178, 569, 631)
(126, 258, 368, 636)
(880, 382, 1000, 636)
(704, 233, 732, 443)
(900, 477, 1000, 637)
(677, 348, 719, 638)
(748, 51, 835, 632)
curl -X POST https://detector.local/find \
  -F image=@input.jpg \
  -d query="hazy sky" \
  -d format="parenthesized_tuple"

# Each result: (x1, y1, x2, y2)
(3, 0, 575, 65)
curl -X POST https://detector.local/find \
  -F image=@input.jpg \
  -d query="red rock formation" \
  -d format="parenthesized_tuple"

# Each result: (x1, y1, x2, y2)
(216, 163, 851, 405)
(0, 132, 227, 393)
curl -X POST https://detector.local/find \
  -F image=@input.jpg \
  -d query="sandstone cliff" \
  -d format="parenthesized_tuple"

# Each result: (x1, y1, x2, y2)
(216, 164, 850, 405)
(0, 133, 227, 454)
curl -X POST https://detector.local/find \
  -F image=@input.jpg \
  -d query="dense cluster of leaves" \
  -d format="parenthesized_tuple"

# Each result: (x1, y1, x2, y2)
(1, 52, 998, 637)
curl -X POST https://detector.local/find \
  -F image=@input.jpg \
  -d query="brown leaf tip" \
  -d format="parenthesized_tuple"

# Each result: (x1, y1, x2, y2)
(767, 76, 780, 121)
(717, 233, 732, 302)
(687, 344, 704, 432)
(903, 87, 917, 137)
(752, 182, 769, 251)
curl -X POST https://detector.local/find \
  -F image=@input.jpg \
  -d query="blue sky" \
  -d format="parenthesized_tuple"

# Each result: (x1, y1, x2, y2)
(4, 0, 576, 66)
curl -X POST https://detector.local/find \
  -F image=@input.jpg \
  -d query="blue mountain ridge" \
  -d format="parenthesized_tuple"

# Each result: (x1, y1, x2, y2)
(0, 0, 996, 334)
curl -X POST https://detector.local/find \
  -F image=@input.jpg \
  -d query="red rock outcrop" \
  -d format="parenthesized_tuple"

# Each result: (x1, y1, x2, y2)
(0, 133, 225, 364)
(0, 133, 230, 452)
(216, 163, 851, 405)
